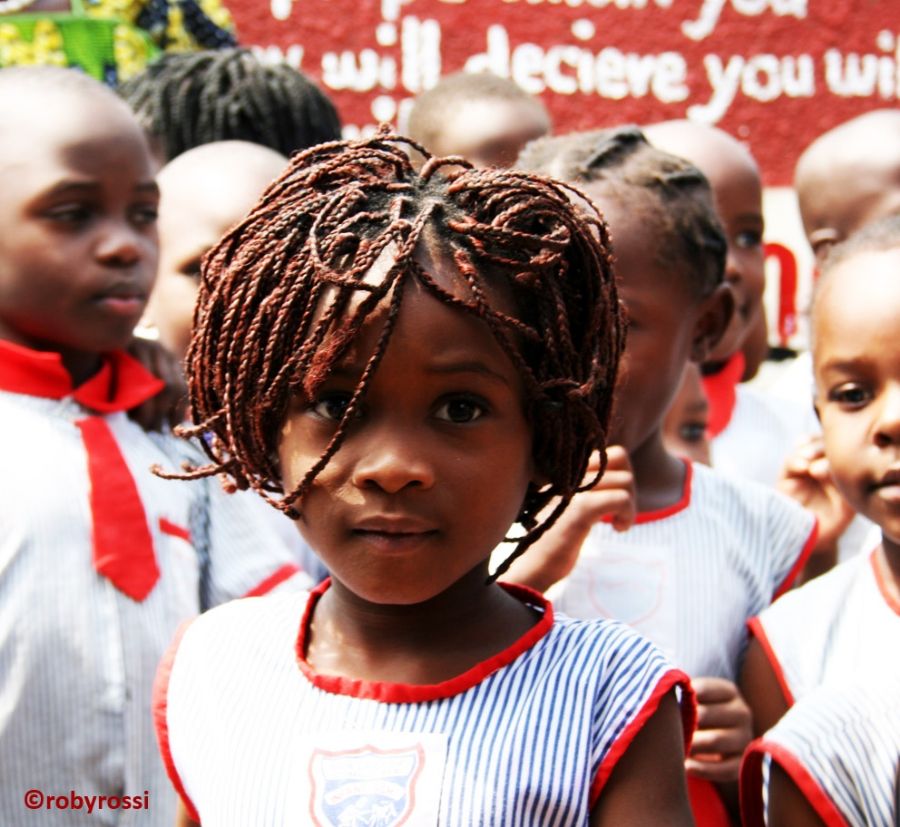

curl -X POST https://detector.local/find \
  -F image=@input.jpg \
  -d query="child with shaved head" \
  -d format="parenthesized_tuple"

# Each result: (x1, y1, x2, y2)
(0, 68, 310, 826)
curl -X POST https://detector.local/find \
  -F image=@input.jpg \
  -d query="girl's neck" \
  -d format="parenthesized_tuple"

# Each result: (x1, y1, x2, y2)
(628, 430, 687, 514)
(305, 569, 540, 686)
(0, 327, 102, 387)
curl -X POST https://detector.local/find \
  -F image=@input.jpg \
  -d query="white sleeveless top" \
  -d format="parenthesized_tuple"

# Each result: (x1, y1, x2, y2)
(741, 676, 900, 827)
(549, 461, 817, 680)
(749, 548, 900, 704)
(155, 582, 694, 826)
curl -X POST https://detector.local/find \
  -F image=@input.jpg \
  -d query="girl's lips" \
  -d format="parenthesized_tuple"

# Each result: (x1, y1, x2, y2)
(94, 295, 146, 316)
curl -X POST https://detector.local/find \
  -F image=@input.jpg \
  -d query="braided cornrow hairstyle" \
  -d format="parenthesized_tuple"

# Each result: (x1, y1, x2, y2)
(172, 129, 624, 579)
(119, 48, 342, 161)
(518, 126, 727, 297)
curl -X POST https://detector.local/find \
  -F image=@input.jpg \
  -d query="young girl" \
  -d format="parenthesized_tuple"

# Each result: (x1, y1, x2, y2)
(512, 127, 817, 825)
(740, 215, 900, 826)
(153, 131, 696, 826)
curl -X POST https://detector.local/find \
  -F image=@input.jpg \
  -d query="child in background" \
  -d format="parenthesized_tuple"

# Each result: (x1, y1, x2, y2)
(794, 109, 900, 265)
(144, 138, 328, 581)
(0, 67, 308, 827)
(740, 216, 900, 740)
(663, 362, 712, 466)
(154, 131, 696, 826)
(645, 120, 811, 490)
(119, 48, 342, 163)
(740, 217, 900, 827)
(513, 127, 817, 824)
(406, 70, 550, 168)
(144, 140, 288, 362)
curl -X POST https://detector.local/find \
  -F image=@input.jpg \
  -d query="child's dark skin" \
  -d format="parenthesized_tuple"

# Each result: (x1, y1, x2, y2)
(740, 246, 900, 752)
(174, 241, 694, 827)
(0, 76, 159, 385)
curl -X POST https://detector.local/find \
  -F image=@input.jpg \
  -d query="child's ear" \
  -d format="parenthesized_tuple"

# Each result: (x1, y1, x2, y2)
(689, 283, 735, 363)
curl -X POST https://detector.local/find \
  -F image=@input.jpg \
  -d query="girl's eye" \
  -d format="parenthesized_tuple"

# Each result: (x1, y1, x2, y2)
(734, 229, 763, 250)
(678, 422, 708, 443)
(46, 204, 91, 224)
(311, 393, 354, 421)
(435, 397, 486, 424)
(130, 204, 159, 226)
(830, 384, 870, 408)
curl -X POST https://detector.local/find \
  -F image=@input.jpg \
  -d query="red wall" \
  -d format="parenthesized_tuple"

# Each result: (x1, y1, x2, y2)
(229, 0, 899, 186)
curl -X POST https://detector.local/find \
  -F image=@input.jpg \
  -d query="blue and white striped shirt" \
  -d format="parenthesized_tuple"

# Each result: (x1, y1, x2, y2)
(156, 582, 694, 826)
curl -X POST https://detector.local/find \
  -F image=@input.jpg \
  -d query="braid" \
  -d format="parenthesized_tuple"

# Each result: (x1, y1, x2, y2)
(172, 130, 624, 579)
(518, 126, 727, 297)
(119, 48, 341, 160)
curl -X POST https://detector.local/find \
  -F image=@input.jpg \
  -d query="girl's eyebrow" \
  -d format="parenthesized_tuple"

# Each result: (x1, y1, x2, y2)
(425, 360, 512, 387)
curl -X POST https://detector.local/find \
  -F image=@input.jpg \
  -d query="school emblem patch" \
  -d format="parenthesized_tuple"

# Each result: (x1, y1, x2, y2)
(308, 742, 426, 827)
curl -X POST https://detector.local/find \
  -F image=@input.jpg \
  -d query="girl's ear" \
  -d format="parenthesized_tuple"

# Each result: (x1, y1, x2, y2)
(689, 283, 735, 363)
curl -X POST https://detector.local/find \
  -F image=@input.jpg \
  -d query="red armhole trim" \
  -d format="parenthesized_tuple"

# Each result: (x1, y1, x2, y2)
(152, 621, 201, 824)
(295, 580, 555, 702)
(747, 617, 795, 706)
(159, 518, 192, 544)
(244, 563, 302, 598)
(774, 519, 819, 599)
(602, 459, 692, 526)
(588, 668, 695, 807)
(740, 739, 850, 827)
(870, 550, 900, 616)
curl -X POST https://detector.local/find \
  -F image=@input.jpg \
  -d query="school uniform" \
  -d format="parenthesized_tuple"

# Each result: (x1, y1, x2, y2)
(155, 581, 695, 826)
(748, 547, 900, 706)
(549, 461, 817, 682)
(0, 341, 312, 827)
(741, 676, 900, 827)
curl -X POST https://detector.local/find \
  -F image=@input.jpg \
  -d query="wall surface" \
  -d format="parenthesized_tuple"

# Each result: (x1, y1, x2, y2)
(227, 0, 899, 347)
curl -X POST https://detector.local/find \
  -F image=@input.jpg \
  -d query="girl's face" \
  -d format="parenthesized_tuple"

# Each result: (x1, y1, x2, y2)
(278, 271, 538, 606)
(813, 248, 900, 549)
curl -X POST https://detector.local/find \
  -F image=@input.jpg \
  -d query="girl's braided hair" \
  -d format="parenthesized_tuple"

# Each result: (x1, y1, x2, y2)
(176, 130, 624, 578)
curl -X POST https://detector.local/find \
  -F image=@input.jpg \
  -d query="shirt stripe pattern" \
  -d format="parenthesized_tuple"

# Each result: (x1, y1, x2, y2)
(157, 586, 693, 826)
(549, 461, 816, 680)
(0, 390, 312, 827)
(741, 677, 900, 827)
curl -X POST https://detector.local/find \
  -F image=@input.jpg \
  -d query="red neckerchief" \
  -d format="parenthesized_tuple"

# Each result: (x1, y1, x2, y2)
(0, 340, 165, 601)
(702, 351, 745, 439)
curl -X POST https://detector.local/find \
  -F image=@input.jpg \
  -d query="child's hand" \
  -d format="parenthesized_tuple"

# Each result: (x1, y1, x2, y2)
(126, 337, 188, 432)
(778, 435, 855, 561)
(685, 677, 752, 783)
(501, 445, 636, 591)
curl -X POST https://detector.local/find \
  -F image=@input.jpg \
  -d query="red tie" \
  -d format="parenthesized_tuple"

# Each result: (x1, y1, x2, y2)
(0, 341, 165, 601)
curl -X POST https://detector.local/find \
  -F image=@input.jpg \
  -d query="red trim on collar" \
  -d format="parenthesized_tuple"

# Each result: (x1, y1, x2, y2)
(0, 340, 163, 412)
(870, 548, 900, 616)
(602, 459, 692, 526)
(294, 580, 554, 702)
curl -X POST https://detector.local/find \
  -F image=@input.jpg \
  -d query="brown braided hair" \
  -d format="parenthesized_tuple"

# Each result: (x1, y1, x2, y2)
(173, 129, 624, 579)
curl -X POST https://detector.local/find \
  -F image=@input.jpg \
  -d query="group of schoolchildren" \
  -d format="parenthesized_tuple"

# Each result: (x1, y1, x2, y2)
(0, 45, 896, 827)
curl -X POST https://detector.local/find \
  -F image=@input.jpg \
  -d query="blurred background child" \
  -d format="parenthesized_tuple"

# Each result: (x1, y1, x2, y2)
(119, 47, 342, 163)
(0, 67, 308, 827)
(512, 126, 818, 825)
(406, 70, 550, 168)
(740, 216, 900, 826)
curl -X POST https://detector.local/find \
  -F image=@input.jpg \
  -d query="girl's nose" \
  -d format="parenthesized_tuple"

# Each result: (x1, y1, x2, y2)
(350, 430, 436, 494)
(874, 383, 900, 448)
(95, 221, 145, 267)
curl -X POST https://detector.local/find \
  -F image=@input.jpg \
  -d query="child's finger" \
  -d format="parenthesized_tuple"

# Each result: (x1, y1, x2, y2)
(689, 725, 750, 757)
(690, 676, 739, 704)
(685, 755, 742, 783)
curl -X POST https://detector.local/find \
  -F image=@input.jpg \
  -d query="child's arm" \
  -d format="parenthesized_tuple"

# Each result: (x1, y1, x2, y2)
(175, 801, 200, 827)
(738, 636, 791, 737)
(777, 435, 855, 581)
(589, 691, 694, 826)
(765, 762, 828, 827)
(503, 446, 636, 592)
